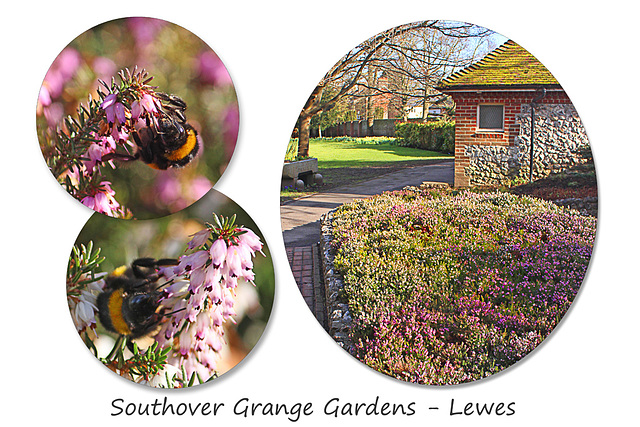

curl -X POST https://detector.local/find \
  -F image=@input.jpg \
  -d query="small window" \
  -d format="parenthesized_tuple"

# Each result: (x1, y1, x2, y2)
(477, 104, 504, 131)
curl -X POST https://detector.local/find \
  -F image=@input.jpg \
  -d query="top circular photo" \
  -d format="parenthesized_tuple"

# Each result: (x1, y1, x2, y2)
(36, 17, 239, 219)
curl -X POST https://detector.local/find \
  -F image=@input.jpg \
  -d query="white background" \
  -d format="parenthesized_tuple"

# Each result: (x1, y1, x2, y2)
(2, 1, 637, 425)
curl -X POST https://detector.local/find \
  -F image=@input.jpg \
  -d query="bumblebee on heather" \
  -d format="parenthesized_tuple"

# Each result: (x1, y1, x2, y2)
(96, 257, 179, 341)
(103, 92, 201, 170)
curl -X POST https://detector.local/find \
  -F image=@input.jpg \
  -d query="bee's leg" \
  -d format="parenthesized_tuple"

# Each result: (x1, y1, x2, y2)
(156, 92, 187, 110)
(100, 152, 139, 163)
(155, 258, 180, 267)
(131, 258, 162, 279)
(131, 258, 179, 280)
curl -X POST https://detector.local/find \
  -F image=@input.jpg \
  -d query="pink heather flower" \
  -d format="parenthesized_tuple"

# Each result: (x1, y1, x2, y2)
(93, 192, 114, 215)
(178, 250, 209, 273)
(131, 93, 159, 120)
(237, 242, 254, 270)
(38, 86, 52, 107)
(163, 279, 189, 297)
(71, 291, 98, 332)
(186, 287, 208, 321)
(209, 280, 223, 304)
(202, 265, 222, 292)
(220, 263, 239, 288)
(188, 229, 210, 250)
(199, 346, 219, 368)
(209, 238, 227, 267)
(42, 48, 81, 99)
(225, 245, 243, 278)
(238, 228, 264, 256)
(84, 144, 104, 172)
(195, 313, 212, 340)
(179, 325, 196, 356)
(54, 48, 81, 81)
(69, 280, 103, 335)
(101, 94, 126, 124)
(110, 122, 129, 142)
(81, 181, 119, 215)
(188, 267, 207, 294)
(204, 328, 224, 353)
(43, 102, 64, 129)
(241, 268, 255, 284)
(140, 93, 159, 113)
(210, 305, 224, 326)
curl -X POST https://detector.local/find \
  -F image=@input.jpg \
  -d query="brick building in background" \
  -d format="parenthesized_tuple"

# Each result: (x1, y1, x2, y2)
(437, 40, 589, 187)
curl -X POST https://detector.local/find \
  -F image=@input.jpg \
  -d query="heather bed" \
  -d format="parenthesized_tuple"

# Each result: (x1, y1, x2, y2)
(328, 188, 596, 385)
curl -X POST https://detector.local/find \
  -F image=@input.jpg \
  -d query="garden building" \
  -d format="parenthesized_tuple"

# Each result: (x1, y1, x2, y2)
(437, 40, 590, 187)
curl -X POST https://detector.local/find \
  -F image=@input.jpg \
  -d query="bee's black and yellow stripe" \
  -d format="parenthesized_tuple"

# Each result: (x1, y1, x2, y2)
(101, 291, 133, 336)
(97, 265, 133, 336)
(146, 125, 199, 170)
(165, 126, 199, 163)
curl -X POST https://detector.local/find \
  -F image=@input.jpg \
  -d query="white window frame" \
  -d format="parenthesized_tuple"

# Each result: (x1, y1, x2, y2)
(476, 104, 505, 132)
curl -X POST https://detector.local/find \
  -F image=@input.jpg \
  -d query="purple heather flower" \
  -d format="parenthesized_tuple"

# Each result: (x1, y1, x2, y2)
(101, 93, 127, 125)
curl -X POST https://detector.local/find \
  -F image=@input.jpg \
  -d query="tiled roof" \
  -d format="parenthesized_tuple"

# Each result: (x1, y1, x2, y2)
(438, 40, 560, 90)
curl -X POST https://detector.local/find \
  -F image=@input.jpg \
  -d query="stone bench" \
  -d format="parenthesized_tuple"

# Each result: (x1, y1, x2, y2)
(282, 158, 322, 189)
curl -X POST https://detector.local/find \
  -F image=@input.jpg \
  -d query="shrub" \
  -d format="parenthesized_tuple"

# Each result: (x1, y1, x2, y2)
(395, 121, 455, 154)
(329, 189, 596, 385)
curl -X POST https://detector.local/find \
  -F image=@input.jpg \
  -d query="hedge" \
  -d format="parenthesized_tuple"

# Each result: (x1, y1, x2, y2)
(395, 121, 455, 154)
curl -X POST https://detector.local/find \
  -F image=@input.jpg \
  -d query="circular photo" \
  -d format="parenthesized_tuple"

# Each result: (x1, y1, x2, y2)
(37, 17, 239, 219)
(67, 189, 274, 387)
(281, 20, 597, 385)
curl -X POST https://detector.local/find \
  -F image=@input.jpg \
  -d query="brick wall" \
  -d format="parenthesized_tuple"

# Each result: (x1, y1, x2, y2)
(450, 90, 573, 187)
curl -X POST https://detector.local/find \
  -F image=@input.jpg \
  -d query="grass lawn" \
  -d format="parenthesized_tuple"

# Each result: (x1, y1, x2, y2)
(311, 138, 449, 168)
(281, 138, 452, 202)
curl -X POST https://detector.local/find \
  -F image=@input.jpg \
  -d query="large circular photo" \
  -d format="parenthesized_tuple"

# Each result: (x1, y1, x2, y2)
(281, 20, 597, 386)
(37, 17, 239, 219)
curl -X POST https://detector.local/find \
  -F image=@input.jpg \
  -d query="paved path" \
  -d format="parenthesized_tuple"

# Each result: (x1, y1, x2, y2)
(281, 160, 454, 319)
(281, 159, 454, 247)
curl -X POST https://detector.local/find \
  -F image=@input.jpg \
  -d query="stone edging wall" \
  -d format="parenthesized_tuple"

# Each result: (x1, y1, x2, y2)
(319, 209, 355, 354)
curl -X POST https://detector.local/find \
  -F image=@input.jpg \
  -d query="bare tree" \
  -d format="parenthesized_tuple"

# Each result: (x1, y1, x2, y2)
(295, 20, 495, 157)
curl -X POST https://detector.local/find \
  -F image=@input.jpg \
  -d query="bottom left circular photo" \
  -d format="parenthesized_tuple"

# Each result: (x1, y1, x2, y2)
(66, 188, 274, 388)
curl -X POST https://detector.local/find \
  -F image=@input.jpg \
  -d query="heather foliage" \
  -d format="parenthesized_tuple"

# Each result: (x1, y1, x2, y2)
(330, 189, 595, 385)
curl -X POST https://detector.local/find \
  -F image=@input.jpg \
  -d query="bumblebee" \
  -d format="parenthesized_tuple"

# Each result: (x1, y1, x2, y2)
(104, 93, 201, 170)
(97, 257, 178, 340)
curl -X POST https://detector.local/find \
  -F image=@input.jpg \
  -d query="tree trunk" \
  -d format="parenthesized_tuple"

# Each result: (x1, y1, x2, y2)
(298, 114, 312, 158)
